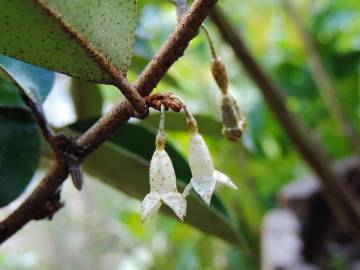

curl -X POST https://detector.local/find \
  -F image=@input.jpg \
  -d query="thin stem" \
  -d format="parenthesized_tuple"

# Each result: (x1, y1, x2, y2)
(156, 104, 166, 149)
(19, 91, 55, 144)
(0, 67, 56, 145)
(201, 24, 217, 59)
(211, 6, 360, 240)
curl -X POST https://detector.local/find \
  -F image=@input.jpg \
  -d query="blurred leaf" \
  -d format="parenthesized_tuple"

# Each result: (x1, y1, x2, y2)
(70, 79, 103, 120)
(0, 109, 40, 207)
(0, 77, 24, 109)
(273, 61, 317, 99)
(142, 112, 222, 136)
(0, 55, 55, 104)
(130, 55, 180, 88)
(0, 1, 136, 83)
(67, 120, 243, 246)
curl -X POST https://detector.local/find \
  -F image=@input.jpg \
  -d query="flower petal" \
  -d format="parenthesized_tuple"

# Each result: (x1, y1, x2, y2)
(188, 133, 214, 179)
(150, 149, 177, 193)
(161, 192, 187, 221)
(214, 170, 238, 189)
(191, 176, 217, 205)
(141, 192, 161, 222)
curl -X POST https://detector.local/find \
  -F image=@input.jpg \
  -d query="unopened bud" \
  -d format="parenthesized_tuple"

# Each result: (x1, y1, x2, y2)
(220, 94, 246, 141)
(211, 57, 228, 95)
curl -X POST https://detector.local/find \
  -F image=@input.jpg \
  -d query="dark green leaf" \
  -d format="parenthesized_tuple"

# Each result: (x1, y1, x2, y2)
(0, 77, 25, 109)
(0, 109, 41, 207)
(0, 55, 55, 104)
(142, 112, 222, 136)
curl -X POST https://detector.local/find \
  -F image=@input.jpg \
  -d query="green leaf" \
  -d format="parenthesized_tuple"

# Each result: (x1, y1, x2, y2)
(0, 55, 55, 104)
(67, 120, 242, 246)
(70, 79, 104, 120)
(0, 77, 24, 109)
(0, 109, 41, 207)
(142, 112, 223, 136)
(0, 0, 137, 83)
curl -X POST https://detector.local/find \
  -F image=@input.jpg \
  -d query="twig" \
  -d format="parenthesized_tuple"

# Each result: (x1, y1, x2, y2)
(282, 0, 360, 156)
(210, 7, 360, 239)
(200, 24, 217, 59)
(2, 67, 86, 191)
(34, 0, 148, 118)
(0, 0, 218, 244)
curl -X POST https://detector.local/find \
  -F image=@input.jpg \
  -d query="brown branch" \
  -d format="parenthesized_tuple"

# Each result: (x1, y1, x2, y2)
(282, 0, 360, 156)
(0, 0, 217, 244)
(34, 0, 148, 118)
(3, 66, 86, 191)
(210, 7, 360, 239)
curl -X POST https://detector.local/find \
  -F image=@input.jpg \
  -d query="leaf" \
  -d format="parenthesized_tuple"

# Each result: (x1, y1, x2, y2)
(0, 0, 137, 83)
(0, 109, 41, 207)
(0, 55, 55, 104)
(0, 77, 25, 109)
(70, 79, 104, 120)
(67, 120, 243, 246)
(142, 112, 223, 136)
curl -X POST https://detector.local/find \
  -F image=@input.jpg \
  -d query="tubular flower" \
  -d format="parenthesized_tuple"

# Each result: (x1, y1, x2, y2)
(141, 105, 186, 222)
(184, 111, 238, 205)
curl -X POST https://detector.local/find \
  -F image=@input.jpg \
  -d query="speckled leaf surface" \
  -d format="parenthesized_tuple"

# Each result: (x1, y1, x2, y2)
(0, 109, 40, 207)
(0, 0, 137, 83)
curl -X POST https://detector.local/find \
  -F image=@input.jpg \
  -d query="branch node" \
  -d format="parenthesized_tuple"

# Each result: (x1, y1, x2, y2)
(145, 93, 183, 112)
(53, 133, 85, 190)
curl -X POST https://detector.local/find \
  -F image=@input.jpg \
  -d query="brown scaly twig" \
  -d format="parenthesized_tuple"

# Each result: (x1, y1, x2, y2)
(0, 0, 217, 244)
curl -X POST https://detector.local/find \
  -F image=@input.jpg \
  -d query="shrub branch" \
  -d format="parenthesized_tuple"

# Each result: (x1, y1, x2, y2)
(0, 0, 217, 244)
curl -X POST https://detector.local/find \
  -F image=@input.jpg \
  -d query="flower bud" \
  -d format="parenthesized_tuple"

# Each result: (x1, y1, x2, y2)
(211, 57, 228, 95)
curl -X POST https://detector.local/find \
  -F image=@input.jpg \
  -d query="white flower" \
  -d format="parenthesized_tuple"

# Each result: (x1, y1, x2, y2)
(141, 149, 187, 222)
(141, 104, 186, 222)
(186, 132, 238, 205)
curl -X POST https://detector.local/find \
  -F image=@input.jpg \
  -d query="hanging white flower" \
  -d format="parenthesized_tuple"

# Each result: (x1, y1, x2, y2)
(141, 105, 187, 222)
(184, 110, 238, 205)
